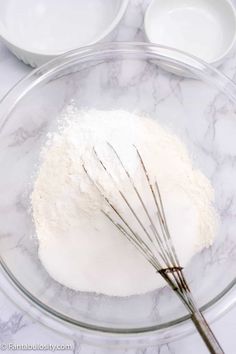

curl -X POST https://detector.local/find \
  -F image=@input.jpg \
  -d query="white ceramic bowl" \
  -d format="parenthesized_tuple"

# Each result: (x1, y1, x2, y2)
(144, 0, 236, 68)
(0, 0, 129, 67)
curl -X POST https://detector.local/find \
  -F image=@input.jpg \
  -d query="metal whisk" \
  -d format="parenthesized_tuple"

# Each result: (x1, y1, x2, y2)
(83, 143, 224, 354)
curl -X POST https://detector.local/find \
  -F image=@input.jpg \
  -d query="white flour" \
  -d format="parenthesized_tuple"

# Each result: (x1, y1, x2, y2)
(31, 108, 218, 296)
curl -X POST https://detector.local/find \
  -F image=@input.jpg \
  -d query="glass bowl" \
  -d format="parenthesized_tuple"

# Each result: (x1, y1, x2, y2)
(0, 42, 236, 348)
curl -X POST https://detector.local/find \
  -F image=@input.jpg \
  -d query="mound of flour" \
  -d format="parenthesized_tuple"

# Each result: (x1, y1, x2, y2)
(31, 108, 218, 296)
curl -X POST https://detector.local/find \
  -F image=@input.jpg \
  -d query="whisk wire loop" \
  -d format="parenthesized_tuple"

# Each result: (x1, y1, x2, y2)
(82, 143, 224, 354)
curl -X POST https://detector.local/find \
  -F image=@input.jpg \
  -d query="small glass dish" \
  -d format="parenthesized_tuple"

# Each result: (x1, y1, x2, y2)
(0, 42, 235, 348)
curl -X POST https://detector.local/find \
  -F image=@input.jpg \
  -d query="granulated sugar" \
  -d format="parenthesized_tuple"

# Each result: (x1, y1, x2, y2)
(31, 108, 218, 296)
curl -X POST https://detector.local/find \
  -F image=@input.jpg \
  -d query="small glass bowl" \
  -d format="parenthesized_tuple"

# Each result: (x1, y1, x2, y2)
(0, 43, 235, 348)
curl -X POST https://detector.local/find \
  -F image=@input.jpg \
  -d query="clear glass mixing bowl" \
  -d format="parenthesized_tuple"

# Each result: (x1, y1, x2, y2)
(0, 43, 236, 347)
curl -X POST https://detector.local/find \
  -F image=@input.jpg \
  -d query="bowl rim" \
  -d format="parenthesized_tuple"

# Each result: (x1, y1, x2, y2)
(0, 263, 235, 347)
(0, 42, 236, 342)
(144, 0, 236, 66)
(0, 0, 130, 57)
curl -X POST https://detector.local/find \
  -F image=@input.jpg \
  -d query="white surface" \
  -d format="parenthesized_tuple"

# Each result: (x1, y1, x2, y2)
(0, 0, 129, 67)
(145, 0, 236, 66)
(0, 0, 236, 352)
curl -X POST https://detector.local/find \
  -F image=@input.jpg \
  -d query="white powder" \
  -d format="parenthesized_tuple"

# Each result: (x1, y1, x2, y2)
(31, 108, 218, 296)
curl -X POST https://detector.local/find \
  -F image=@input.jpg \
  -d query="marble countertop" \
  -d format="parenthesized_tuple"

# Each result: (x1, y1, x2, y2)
(0, 0, 236, 353)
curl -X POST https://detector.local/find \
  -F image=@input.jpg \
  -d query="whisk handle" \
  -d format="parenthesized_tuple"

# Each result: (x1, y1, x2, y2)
(191, 310, 224, 354)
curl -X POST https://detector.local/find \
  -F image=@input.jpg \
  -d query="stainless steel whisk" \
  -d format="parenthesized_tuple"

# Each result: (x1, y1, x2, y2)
(83, 143, 224, 354)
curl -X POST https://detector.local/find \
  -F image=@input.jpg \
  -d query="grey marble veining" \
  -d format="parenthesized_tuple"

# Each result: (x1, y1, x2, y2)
(0, 0, 236, 353)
